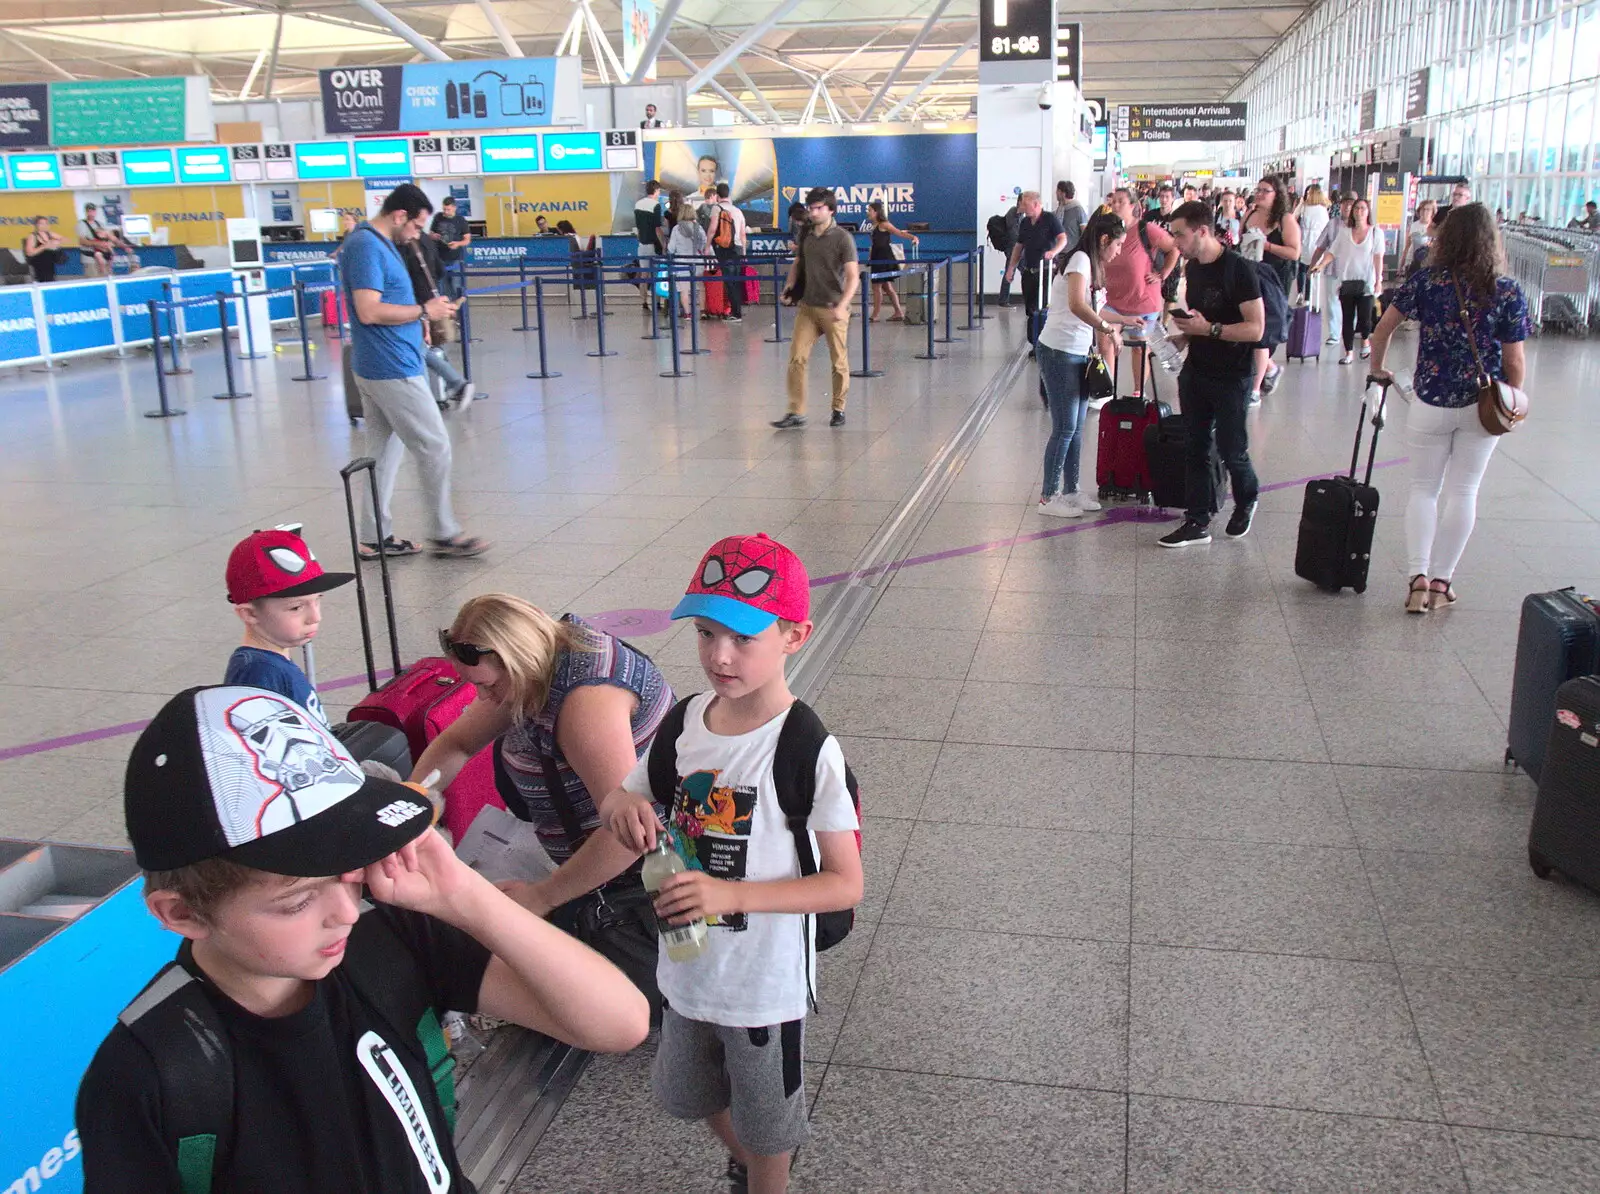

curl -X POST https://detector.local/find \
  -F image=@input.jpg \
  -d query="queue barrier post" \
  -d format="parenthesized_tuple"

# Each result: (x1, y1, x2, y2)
(643, 261, 663, 341)
(512, 259, 533, 332)
(212, 292, 252, 400)
(143, 301, 185, 419)
(915, 264, 943, 361)
(976, 250, 992, 320)
(851, 272, 885, 379)
(687, 264, 709, 355)
(765, 257, 788, 343)
(960, 250, 981, 331)
(937, 257, 961, 344)
(458, 265, 480, 341)
(291, 280, 327, 381)
(588, 265, 617, 358)
(661, 261, 691, 379)
(525, 276, 562, 380)
(574, 254, 591, 320)
(161, 281, 191, 376)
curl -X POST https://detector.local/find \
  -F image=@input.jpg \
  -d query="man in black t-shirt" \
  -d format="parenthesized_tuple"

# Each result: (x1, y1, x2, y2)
(1003, 190, 1067, 322)
(76, 686, 649, 1194)
(428, 197, 470, 298)
(1160, 201, 1266, 548)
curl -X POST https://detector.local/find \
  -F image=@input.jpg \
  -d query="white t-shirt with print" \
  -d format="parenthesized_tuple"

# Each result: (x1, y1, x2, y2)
(620, 693, 859, 1027)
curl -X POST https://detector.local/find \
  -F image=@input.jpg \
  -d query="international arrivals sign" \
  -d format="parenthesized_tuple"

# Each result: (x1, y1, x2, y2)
(1114, 103, 1247, 142)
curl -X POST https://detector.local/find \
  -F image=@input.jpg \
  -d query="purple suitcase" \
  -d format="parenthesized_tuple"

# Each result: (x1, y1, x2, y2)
(1286, 303, 1322, 361)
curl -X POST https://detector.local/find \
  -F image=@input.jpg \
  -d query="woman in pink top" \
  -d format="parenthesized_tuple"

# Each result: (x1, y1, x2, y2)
(1103, 188, 1177, 398)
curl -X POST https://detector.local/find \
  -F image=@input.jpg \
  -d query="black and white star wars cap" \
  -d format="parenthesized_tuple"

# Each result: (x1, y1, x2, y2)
(126, 686, 434, 875)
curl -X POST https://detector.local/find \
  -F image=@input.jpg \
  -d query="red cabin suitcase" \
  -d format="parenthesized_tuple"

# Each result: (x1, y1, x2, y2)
(703, 266, 730, 317)
(339, 458, 504, 841)
(743, 264, 760, 304)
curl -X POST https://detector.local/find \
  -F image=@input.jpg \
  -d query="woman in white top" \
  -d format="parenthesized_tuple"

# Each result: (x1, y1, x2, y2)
(1309, 197, 1386, 364)
(1296, 185, 1330, 304)
(666, 209, 708, 317)
(1036, 212, 1141, 518)
(1401, 199, 1437, 277)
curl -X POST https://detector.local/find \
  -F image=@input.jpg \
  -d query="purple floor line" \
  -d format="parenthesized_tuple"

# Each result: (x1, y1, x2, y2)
(0, 457, 1407, 763)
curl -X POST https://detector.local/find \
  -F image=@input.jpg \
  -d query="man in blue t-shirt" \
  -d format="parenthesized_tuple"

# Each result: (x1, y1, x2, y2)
(222, 527, 355, 728)
(343, 184, 487, 561)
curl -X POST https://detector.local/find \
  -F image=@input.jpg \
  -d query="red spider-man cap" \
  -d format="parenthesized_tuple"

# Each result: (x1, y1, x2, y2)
(226, 528, 354, 604)
(672, 533, 810, 635)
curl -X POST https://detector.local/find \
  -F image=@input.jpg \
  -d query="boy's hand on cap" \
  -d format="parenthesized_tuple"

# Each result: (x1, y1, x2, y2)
(605, 794, 662, 854)
(653, 871, 739, 925)
(363, 828, 478, 919)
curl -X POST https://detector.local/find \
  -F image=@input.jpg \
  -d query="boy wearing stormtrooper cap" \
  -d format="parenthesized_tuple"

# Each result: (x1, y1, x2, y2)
(75, 685, 648, 1193)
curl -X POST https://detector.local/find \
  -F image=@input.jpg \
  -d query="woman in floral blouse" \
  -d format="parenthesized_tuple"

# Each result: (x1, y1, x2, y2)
(1368, 203, 1530, 614)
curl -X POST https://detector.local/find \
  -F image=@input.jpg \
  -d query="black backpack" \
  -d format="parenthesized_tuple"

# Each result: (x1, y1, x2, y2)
(1253, 258, 1290, 346)
(646, 696, 861, 958)
(986, 214, 1013, 252)
(114, 906, 458, 1194)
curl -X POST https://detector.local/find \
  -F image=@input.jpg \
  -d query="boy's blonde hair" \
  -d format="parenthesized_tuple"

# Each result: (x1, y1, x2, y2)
(451, 593, 583, 717)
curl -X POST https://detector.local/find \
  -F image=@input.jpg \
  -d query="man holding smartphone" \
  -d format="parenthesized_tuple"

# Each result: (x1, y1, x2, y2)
(1158, 202, 1265, 549)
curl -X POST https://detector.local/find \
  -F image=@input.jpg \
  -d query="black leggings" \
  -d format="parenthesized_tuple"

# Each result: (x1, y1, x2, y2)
(1340, 292, 1376, 350)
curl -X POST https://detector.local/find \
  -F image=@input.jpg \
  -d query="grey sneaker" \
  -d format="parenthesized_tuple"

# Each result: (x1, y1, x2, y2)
(450, 381, 475, 414)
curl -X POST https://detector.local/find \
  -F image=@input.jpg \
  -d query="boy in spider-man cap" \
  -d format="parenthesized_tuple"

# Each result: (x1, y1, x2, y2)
(601, 533, 863, 1194)
(222, 526, 354, 730)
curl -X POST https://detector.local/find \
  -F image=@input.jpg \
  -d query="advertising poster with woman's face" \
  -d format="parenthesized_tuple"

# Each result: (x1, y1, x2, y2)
(654, 138, 777, 227)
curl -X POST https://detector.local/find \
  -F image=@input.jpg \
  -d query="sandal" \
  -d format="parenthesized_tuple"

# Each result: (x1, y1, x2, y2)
(1406, 574, 1431, 615)
(1428, 578, 1458, 609)
(888, 313, 905, 322)
(430, 535, 490, 559)
(358, 537, 421, 561)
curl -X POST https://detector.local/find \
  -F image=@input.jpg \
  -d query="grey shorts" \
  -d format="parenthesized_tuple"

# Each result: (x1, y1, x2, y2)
(652, 1006, 809, 1156)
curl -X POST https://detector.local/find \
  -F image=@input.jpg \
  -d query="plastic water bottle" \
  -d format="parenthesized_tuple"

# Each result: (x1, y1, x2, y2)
(641, 836, 709, 962)
(1147, 322, 1183, 372)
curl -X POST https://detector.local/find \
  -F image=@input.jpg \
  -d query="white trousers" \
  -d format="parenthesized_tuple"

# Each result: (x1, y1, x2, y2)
(1404, 399, 1499, 579)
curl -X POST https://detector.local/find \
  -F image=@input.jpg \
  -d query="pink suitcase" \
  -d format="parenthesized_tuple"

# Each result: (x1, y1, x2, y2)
(743, 264, 759, 304)
(341, 458, 506, 840)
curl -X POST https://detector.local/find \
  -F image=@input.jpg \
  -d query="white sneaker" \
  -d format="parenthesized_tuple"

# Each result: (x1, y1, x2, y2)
(1037, 495, 1084, 518)
(451, 381, 476, 414)
(1067, 490, 1102, 511)
(1325, 335, 1338, 345)
(1247, 390, 1262, 406)
(1086, 394, 1111, 410)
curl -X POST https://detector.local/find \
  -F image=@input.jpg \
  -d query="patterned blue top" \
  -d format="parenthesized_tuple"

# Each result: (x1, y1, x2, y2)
(496, 615, 673, 863)
(1388, 267, 1530, 408)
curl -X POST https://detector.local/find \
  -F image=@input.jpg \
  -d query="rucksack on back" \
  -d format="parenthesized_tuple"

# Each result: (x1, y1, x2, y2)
(986, 214, 1012, 252)
(646, 696, 861, 953)
(712, 206, 735, 249)
(1254, 259, 1289, 346)
(115, 907, 458, 1194)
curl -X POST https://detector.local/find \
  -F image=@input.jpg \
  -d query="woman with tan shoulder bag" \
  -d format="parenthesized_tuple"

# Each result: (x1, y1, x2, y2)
(1368, 203, 1531, 614)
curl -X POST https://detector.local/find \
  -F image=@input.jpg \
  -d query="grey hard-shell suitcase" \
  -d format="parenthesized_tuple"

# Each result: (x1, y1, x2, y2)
(1528, 675, 1600, 894)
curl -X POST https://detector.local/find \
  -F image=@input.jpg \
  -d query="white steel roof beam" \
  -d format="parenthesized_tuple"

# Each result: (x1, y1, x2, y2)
(475, 0, 522, 57)
(663, 40, 763, 124)
(348, 0, 450, 62)
(627, 0, 682, 84)
(683, 0, 806, 97)
(861, 0, 951, 121)
(0, 29, 81, 80)
(879, 30, 977, 122)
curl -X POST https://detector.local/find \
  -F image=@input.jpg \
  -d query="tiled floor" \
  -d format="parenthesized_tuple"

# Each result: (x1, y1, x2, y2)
(5, 294, 1599, 1192)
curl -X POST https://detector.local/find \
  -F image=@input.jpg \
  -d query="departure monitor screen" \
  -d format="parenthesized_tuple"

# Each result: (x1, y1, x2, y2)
(308, 208, 341, 235)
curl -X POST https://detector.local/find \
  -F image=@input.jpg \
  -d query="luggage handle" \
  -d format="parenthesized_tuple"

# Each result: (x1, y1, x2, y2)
(1346, 377, 1390, 486)
(340, 457, 404, 691)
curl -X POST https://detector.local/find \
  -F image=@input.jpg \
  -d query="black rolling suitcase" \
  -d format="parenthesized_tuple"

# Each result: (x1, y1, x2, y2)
(1528, 675, 1600, 894)
(1506, 589, 1600, 783)
(1144, 414, 1225, 513)
(341, 339, 363, 424)
(333, 719, 412, 777)
(1294, 378, 1389, 593)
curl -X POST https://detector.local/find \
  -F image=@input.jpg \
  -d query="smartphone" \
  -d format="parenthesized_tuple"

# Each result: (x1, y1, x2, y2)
(1168, 308, 1195, 320)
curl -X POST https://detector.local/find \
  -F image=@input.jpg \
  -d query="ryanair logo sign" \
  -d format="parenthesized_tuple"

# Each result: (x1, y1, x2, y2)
(782, 183, 917, 215)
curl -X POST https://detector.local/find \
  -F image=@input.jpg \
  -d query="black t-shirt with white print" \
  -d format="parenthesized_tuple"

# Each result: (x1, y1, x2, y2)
(1181, 248, 1262, 379)
(76, 905, 490, 1194)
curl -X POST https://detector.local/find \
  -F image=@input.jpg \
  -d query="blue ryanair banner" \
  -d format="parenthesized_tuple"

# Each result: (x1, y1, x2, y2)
(646, 133, 977, 232)
(41, 281, 115, 357)
(0, 288, 41, 364)
(112, 275, 171, 346)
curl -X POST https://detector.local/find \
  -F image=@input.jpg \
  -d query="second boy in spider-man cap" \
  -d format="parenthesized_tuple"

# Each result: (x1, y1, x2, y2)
(223, 526, 354, 730)
(601, 533, 862, 1194)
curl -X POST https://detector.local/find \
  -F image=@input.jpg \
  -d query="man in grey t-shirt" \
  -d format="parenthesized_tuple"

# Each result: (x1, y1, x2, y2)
(1055, 180, 1088, 248)
(773, 187, 859, 429)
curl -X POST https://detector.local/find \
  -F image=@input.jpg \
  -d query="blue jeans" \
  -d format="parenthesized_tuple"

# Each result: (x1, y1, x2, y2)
(1038, 344, 1090, 499)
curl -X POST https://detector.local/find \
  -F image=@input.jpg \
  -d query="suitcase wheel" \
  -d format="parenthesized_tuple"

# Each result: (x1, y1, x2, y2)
(1504, 747, 1516, 768)
(1353, 582, 1367, 594)
(1530, 850, 1554, 881)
